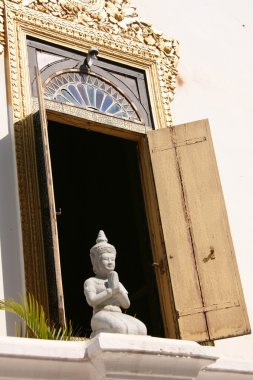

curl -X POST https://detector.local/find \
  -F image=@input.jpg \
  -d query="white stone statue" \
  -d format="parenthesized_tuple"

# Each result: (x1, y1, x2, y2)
(84, 230, 147, 337)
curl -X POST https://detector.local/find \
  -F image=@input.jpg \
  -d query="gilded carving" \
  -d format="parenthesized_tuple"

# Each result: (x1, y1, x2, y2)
(28, 0, 179, 123)
(33, 98, 148, 134)
(0, 0, 4, 53)
(70, 0, 105, 12)
(5, 0, 179, 124)
(6, 4, 23, 120)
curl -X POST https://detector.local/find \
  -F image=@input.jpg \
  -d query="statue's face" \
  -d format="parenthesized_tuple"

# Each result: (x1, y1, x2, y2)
(97, 252, 116, 275)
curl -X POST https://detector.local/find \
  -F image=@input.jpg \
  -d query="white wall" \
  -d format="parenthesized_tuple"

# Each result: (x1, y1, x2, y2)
(0, 54, 25, 335)
(132, 0, 253, 358)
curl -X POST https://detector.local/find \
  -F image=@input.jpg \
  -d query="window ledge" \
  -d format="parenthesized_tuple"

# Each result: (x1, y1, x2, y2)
(0, 334, 252, 379)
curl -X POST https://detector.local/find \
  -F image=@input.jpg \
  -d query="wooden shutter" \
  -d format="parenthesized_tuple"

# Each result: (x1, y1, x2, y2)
(141, 119, 250, 341)
(34, 68, 65, 326)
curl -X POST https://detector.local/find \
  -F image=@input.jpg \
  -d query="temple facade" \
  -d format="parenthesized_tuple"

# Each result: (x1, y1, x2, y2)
(0, 0, 253, 378)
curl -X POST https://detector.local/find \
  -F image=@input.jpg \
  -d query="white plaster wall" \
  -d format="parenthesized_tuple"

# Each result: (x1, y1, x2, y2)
(0, 54, 25, 335)
(132, 0, 253, 359)
(0, 54, 8, 336)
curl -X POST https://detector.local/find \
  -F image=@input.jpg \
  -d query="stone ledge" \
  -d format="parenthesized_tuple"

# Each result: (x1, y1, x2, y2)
(0, 334, 252, 380)
(0, 335, 86, 360)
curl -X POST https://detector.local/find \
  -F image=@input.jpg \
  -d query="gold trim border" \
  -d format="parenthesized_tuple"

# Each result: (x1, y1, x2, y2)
(3, 0, 179, 317)
(0, 0, 3, 53)
(3, 0, 179, 127)
(33, 98, 150, 135)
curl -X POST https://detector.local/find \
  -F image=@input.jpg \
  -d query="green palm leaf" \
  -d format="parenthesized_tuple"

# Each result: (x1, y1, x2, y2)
(0, 293, 73, 340)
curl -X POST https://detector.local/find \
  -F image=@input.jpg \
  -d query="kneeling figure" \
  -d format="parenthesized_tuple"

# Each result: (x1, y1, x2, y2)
(84, 230, 147, 337)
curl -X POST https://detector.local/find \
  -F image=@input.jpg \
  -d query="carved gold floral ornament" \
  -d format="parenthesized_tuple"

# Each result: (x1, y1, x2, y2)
(0, 0, 4, 54)
(16, 0, 179, 62)
(73, 0, 105, 11)
(2, 0, 179, 126)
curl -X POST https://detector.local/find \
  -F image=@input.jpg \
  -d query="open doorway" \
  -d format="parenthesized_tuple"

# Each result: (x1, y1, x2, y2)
(47, 121, 164, 337)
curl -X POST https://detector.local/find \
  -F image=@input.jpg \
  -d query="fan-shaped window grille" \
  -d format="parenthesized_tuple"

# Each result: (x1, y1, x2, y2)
(43, 72, 140, 122)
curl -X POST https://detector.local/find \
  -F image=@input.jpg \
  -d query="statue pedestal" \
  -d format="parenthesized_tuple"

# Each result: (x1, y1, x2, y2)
(86, 333, 217, 379)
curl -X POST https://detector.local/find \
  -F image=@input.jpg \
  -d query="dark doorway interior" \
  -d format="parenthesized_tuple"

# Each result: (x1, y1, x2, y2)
(47, 121, 164, 337)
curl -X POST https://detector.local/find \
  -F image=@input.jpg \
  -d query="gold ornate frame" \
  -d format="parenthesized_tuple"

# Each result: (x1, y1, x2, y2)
(2, 0, 179, 126)
(1, 0, 179, 317)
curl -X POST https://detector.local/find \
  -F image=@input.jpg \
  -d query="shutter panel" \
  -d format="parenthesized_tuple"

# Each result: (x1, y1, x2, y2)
(34, 68, 66, 326)
(145, 119, 250, 341)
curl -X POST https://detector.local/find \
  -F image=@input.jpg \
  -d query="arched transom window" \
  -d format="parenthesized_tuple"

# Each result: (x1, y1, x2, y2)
(43, 71, 140, 122)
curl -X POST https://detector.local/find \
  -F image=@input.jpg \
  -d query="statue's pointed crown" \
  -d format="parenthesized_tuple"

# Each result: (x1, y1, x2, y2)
(90, 230, 116, 257)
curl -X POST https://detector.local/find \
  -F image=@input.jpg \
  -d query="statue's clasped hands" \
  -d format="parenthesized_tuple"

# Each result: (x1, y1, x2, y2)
(107, 271, 122, 296)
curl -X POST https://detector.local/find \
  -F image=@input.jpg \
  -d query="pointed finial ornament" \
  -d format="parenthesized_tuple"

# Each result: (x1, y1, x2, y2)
(90, 230, 116, 257)
(96, 230, 108, 244)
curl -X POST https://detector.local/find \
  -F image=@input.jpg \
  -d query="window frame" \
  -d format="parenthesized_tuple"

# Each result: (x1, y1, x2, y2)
(4, 0, 250, 341)
(5, 4, 167, 323)
(27, 38, 154, 127)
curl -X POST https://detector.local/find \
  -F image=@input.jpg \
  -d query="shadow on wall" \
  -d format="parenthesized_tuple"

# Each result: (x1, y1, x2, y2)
(0, 131, 24, 336)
